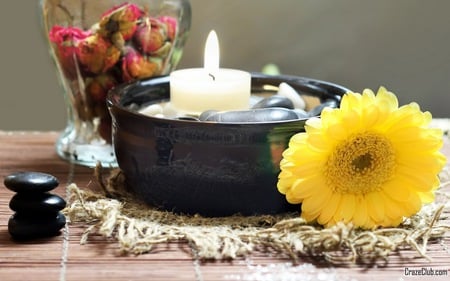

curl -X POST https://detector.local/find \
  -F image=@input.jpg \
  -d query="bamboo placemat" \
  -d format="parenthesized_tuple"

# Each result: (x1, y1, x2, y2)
(0, 124, 449, 281)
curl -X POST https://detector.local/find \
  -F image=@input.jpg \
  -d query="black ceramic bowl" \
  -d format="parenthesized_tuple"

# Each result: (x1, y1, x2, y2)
(107, 73, 350, 216)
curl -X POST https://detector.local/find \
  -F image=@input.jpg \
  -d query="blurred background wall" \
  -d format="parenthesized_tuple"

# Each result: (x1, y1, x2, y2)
(0, 0, 449, 130)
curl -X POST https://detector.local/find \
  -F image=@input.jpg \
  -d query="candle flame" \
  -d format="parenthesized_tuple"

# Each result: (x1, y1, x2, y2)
(204, 30, 219, 75)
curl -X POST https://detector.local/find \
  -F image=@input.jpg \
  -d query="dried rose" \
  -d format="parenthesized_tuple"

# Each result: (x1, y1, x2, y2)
(121, 46, 160, 82)
(99, 3, 144, 42)
(134, 19, 168, 54)
(48, 26, 91, 79)
(151, 41, 172, 58)
(77, 34, 121, 74)
(134, 19, 172, 57)
(158, 16, 178, 41)
(85, 74, 117, 103)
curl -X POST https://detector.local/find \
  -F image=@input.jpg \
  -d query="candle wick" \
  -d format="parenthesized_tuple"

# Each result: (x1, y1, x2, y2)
(208, 73, 216, 81)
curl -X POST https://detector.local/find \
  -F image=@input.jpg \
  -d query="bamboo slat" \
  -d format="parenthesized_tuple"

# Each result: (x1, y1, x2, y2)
(0, 130, 449, 281)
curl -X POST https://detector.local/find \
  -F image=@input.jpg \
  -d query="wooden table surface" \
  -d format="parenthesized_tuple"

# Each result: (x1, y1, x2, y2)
(0, 130, 449, 281)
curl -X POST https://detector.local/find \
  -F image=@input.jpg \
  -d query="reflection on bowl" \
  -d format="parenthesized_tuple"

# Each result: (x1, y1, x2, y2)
(107, 73, 350, 216)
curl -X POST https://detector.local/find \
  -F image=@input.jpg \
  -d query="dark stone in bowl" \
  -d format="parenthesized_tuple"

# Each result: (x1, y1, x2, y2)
(107, 73, 350, 217)
(252, 95, 294, 109)
(202, 108, 300, 122)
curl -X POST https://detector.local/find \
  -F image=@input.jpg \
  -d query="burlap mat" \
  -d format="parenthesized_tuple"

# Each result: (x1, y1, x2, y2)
(62, 162, 450, 265)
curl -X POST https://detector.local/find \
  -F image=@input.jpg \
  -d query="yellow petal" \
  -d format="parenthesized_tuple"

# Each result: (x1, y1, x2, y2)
(362, 89, 376, 102)
(396, 153, 445, 175)
(366, 192, 385, 224)
(396, 167, 440, 193)
(293, 161, 325, 178)
(301, 184, 331, 214)
(277, 175, 295, 195)
(336, 194, 356, 223)
(382, 180, 411, 202)
(341, 109, 362, 132)
(287, 132, 308, 145)
(360, 104, 381, 129)
(340, 92, 361, 112)
(320, 107, 341, 124)
(290, 176, 324, 199)
(307, 133, 333, 152)
(304, 117, 323, 132)
(380, 191, 404, 221)
(391, 131, 443, 152)
(418, 191, 435, 204)
(326, 123, 348, 142)
(375, 86, 398, 111)
(351, 195, 368, 227)
(286, 148, 325, 167)
(286, 190, 303, 204)
(317, 192, 341, 225)
(402, 192, 422, 217)
(383, 107, 427, 133)
(301, 208, 320, 222)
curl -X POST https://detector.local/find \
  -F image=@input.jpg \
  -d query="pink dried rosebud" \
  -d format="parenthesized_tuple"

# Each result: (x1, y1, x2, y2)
(48, 26, 91, 79)
(151, 41, 172, 57)
(99, 3, 144, 41)
(121, 46, 160, 82)
(158, 16, 178, 41)
(85, 74, 117, 103)
(134, 18, 167, 54)
(77, 34, 121, 74)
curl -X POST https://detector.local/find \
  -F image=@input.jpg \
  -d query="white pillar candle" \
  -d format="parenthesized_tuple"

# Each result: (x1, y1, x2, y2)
(170, 30, 251, 115)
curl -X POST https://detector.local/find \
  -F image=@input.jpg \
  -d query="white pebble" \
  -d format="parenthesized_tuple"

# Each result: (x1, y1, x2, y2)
(162, 103, 179, 118)
(277, 82, 306, 110)
(139, 104, 163, 117)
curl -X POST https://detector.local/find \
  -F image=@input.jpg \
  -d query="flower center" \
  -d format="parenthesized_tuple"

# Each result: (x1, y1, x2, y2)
(325, 132, 396, 195)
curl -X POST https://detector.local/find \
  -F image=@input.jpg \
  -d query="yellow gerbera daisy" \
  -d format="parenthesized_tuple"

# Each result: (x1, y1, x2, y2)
(277, 87, 447, 229)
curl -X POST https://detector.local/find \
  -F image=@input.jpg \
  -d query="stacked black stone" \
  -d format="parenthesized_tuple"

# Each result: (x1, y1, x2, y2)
(4, 172, 66, 240)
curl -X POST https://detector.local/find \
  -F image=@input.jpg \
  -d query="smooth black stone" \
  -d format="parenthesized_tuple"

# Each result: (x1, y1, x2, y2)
(204, 108, 300, 123)
(8, 212, 66, 240)
(293, 109, 309, 118)
(9, 193, 66, 213)
(175, 116, 200, 121)
(4, 172, 59, 193)
(308, 99, 339, 117)
(252, 95, 294, 109)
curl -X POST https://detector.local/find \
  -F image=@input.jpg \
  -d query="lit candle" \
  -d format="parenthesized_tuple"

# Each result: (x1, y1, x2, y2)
(170, 30, 251, 115)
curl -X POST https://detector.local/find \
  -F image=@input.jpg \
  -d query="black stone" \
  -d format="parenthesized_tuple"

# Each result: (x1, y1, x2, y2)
(252, 95, 294, 109)
(175, 116, 200, 121)
(9, 193, 66, 213)
(8, 212, 66, 240)
(308, 99, 339, 117)
(203, 108, 300, 123)
(4, 172, 59, 193)
(293, 109, 309, 119)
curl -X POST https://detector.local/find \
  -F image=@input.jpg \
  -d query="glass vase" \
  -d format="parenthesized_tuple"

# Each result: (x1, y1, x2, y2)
(40, 0, 191, 167)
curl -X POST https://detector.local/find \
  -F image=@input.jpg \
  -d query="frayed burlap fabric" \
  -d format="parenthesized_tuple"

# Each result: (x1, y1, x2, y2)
(63, 164, 450, 265)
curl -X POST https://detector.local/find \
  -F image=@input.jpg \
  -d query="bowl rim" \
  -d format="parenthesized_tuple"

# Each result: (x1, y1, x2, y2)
(107, 72, 351, 126)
